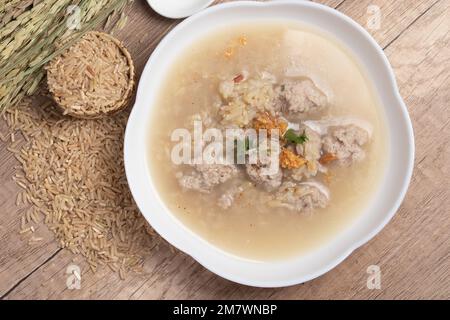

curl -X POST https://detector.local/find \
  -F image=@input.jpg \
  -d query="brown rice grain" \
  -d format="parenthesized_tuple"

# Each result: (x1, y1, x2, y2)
(4, 97, 164, 277)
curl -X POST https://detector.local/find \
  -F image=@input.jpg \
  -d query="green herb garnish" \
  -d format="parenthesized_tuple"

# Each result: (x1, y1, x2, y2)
(234, 137, 251, 151)
(244, 137, 251, 151)
(284, 129, 309, 144)
(235, 136, 255, 160)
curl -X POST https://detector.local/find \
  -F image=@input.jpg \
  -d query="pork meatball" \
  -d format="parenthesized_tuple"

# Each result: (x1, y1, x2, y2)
(178, 162, 238, 193)
(322, 124, 369, 166)
(275, 79, 328, 114)
(246, 161, 283, 191)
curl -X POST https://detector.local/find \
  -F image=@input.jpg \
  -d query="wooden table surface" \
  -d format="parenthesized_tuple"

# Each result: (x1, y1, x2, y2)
(0, 0, 449, 300)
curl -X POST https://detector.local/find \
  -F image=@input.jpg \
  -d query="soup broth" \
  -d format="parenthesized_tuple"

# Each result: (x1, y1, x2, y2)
(148, 22, 388, 261)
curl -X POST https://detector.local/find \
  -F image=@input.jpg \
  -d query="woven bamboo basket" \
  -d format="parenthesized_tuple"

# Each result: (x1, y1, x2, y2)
(46, 31, 135, 119)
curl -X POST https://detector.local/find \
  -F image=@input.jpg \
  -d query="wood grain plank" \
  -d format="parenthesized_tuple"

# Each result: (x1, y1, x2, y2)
(0, 133, 60, 297)
(313, 0, 346, 8)
(2, 0, 449, 300)
(0, 0, 349, 299)
(0, 0, 178, 298)
(337, 0, 439, 49)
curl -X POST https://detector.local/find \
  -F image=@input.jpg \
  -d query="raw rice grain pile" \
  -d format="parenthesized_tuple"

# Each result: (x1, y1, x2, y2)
(46, 31, 134, 119)
(3, 97, 162, 276)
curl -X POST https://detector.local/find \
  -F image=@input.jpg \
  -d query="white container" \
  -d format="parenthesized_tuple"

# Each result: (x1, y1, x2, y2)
(146, 0, 215, 19)
(124, 0, 415, 287)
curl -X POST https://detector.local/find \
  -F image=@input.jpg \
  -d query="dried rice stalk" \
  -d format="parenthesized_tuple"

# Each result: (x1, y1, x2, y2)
(0, 0, 130, 112)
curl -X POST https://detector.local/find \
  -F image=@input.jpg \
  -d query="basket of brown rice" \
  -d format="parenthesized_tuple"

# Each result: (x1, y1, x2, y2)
(46, 31, 135, 119)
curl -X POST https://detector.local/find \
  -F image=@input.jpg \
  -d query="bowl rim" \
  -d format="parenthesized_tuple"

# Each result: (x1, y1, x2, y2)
(146, 0, 216, 19)
(124, 0, 415, 287)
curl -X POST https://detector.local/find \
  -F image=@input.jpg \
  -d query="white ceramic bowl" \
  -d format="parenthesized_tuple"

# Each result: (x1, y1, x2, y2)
(124, 0, 414, 287)
(146, 0, 215, 19)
